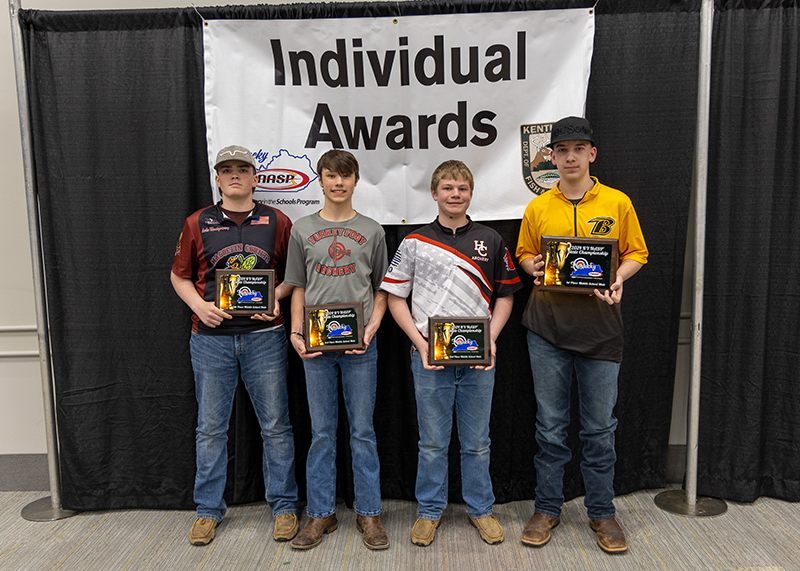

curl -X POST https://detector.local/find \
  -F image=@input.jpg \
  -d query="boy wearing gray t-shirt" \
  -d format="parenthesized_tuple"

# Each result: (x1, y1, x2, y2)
(284, 150, 389, 551)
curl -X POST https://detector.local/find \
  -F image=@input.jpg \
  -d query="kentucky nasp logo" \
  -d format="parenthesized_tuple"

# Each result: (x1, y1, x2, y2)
(252, 148, 317, 193)
(520, 123, 560, 196)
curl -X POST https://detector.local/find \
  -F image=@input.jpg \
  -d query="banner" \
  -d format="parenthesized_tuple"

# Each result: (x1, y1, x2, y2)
(203, 9, 594, 223)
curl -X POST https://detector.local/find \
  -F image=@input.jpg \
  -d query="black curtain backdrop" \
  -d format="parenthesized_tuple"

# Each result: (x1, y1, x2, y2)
(697, 0, 800, 502)
(20, 0, 698, 511)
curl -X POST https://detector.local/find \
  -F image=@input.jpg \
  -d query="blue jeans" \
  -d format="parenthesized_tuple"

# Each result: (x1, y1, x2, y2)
(190, 329, 298, 522)
(301, 342, 381, 518)
(411, 350, 495, 520)
(527, 331, 619, 520)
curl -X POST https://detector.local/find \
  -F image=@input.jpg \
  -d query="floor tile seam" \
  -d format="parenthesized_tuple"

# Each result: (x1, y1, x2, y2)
(0, 491, 20, 507)
(120, 513, 169, 571)
(53, 512, 111, 571)
(628, 495, 678, 569)
(442, 518, 448, 571)
(625, 493, 656, 537)
(754, 501, 800, 544)
(503, 503, 525, 570)
(563, 507, 594, 570)
(342, 515, 355, 571)
(268, 540, 287, 571)
(642, 533, 671, 570)
(241, 504, 262, 539)
(678, 516, 722, 567)
(196, 530, 219, 571)
(0, 541, 21, 564)
(58, 511, 91, 542)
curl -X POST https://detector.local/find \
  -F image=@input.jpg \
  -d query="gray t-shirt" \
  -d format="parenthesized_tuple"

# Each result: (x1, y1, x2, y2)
(284, 211, 388, 322)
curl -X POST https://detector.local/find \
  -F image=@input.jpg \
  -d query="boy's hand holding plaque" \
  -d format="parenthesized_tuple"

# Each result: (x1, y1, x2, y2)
(539, 236, 619, 294)
(427, 317, 491, 366)
(304, 302, 365, 352)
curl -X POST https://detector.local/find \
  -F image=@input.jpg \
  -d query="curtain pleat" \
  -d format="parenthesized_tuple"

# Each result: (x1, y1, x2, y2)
(697, 2, 800, 502)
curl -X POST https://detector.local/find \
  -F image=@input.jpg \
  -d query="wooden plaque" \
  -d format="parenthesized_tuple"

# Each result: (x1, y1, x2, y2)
(539, 236, 619, 294)
(304, 302, 365, 352)
(427, 316, 491, 366)
(215, 269, 275, 315)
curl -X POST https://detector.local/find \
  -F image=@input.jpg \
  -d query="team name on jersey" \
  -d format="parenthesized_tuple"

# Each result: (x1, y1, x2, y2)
(210, 243, 271, 267)
(307, 228, 368, 245)
(315, 262, 357, 277)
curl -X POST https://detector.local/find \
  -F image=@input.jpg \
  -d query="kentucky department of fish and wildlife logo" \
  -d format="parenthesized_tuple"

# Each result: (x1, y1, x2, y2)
(521, 123, 560, 195)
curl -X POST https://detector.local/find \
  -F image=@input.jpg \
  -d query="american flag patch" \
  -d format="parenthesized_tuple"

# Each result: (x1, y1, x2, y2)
(252, 216, 270, 225)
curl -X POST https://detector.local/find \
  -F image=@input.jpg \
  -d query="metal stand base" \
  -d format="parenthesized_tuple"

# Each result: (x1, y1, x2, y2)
(654, 489, 727, 517)
(21, 497, 80, 522)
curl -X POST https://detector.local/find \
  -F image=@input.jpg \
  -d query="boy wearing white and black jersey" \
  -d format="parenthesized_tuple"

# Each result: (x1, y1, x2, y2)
(382, 160, 521, 547)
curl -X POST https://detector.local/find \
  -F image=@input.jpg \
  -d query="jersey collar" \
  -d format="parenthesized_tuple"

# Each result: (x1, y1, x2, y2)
(434, 215, 473, 236)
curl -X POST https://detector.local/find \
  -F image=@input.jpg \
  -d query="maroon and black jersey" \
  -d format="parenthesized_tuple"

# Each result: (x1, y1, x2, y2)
(172, 201, 292, 335)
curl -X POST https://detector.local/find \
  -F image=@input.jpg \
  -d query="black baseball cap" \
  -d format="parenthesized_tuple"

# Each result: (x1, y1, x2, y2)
(547, 116, 595, 148)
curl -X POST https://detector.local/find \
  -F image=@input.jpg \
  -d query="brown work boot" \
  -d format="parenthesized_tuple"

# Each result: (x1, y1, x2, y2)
(521, 513, 560, 547)
(273, 513, 299, 542)
(469, 514, 504, 544)
(356, 514, 389, 550)
(189, 517, 219, 546)
(290, 514, 338, 550)
(410, 517, 441, 546)
(590, 518, 627, 553)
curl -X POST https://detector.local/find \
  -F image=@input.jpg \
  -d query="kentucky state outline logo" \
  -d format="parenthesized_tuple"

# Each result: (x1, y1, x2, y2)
(451, 335, 479, 352)
(252, 148, 317, 193)
(236, 287, 262, 302)
(570, 258, 603, 278)
(326, 321, 354, 337)
(520, 123, 560, 195)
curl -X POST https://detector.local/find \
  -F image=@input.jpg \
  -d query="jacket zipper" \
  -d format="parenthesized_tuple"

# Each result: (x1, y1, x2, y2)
(573, 202, 578, 236)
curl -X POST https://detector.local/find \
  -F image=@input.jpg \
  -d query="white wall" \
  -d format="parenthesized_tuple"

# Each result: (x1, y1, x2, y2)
(0, 0, 286, 455)
(1, 0, 691, 456)
(1, 0, 42, 454)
